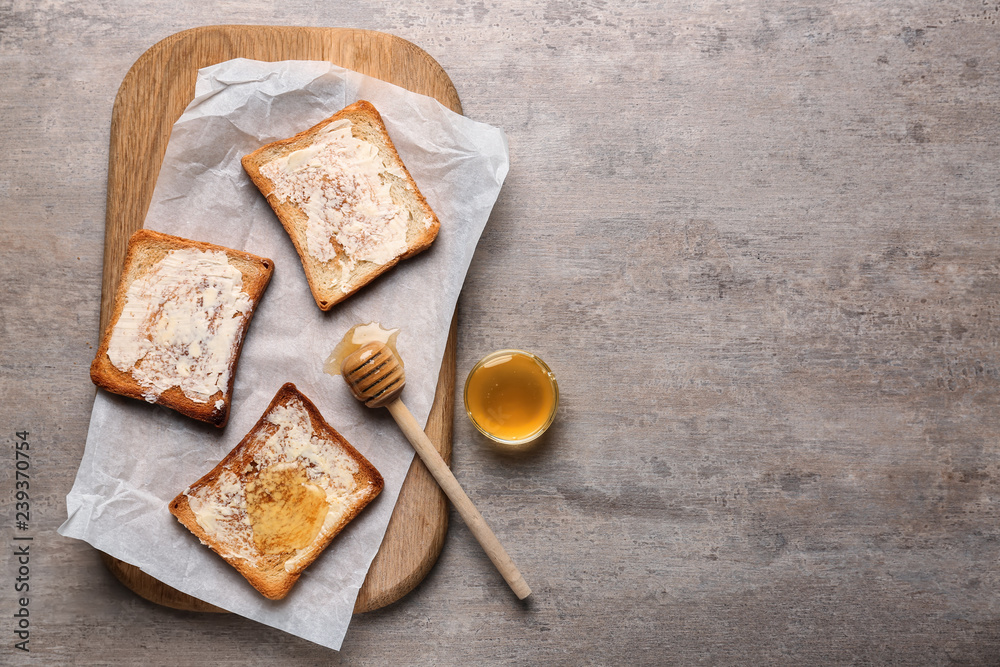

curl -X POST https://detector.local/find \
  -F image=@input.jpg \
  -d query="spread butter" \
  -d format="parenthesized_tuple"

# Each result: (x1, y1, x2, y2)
(107, 247, 252, 404)
(259, 119, 411, 288)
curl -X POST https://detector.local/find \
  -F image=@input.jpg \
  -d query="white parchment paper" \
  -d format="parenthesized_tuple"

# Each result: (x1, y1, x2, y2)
(59, 59, 509, 650)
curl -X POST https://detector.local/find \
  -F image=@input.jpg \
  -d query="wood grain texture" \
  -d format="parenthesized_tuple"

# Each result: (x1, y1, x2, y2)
(5, 2, 1000, 664)
(97, 25, 460, 615)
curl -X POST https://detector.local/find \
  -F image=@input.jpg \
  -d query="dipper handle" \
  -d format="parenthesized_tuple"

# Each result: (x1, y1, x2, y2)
(385, 398, 532, 600)
(340, 341, 532, 599)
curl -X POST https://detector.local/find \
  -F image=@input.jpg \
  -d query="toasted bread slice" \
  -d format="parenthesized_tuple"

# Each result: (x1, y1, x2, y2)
(169, 383, 384, 600)
(241, 100, 440, 311)
(90, 229, 274, 427)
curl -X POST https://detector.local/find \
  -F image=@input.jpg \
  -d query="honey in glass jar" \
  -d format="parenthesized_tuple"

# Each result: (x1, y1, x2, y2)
(464, 350, 558, 447)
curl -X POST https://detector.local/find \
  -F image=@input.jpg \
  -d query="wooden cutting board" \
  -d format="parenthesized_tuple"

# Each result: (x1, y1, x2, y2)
(96, 25, 459, 614)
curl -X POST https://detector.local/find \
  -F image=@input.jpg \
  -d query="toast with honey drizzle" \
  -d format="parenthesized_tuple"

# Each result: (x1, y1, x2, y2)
(169, 383, 384, 600)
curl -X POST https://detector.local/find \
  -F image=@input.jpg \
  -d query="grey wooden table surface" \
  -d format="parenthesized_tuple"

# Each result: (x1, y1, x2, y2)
(3, 1, 999, 664)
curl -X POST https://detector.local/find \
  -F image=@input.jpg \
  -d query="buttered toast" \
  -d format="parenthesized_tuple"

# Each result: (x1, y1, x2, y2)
(90, 229, 274, 427)
(241, 100, 440, 311)
(169, 383, 384, 600)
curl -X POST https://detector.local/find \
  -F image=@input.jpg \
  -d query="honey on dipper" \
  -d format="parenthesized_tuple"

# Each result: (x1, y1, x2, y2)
(464, 350, 558, 447)
(324, 322, 401, 377)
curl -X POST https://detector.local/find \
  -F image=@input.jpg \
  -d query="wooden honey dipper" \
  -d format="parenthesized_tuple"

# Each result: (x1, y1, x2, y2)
(341, 341, 532, 600)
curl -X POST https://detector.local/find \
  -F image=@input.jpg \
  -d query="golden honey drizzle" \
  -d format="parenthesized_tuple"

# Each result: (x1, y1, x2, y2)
(323, 322, 401, 377)
(245, 465, 329, 554)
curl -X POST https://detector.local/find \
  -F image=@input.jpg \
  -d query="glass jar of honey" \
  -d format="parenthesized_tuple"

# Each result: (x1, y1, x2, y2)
(463, 349, 559, 447)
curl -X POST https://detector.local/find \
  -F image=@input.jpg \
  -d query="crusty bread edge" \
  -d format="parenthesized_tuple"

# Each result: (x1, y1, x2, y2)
(168, 382, 384, 600)
(170, 493, 297, 600)
(241, 100, 440, 311)
(90, 229, 274, 428)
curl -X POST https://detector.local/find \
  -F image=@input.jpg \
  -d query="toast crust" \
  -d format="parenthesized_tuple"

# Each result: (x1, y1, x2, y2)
(242, 100, 440, 311)
(89, 229, 274, 427)
(169, 383, 384, 599)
